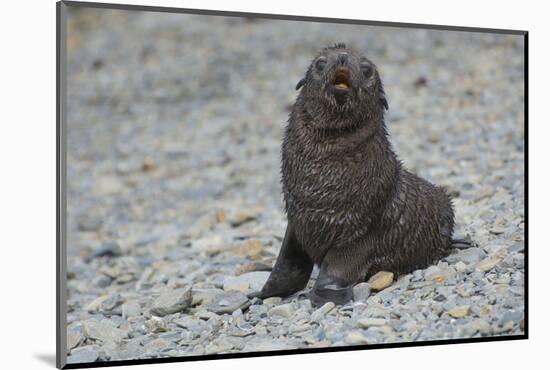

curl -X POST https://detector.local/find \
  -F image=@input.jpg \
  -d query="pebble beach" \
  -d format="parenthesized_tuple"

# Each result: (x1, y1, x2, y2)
(64, 8, 525, 364)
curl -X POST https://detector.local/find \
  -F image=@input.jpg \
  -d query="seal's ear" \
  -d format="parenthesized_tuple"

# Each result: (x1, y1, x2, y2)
(378, 83, 389, 110)
(295, 78, 306, 90)
(380, 96, 389, 110)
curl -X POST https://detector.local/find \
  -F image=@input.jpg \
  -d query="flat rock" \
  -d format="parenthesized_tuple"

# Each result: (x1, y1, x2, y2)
(446, 247, 487, 264)
(98, 340, 119, 360)
(357, 318, 386, 328)
(476, 305, 492, 316)
(243, 337, 292, 352)
(192, 235, 228, 254)
(228, 325, 256, 338)
(92, 274, 112, 288)
(83, 319, 128, 343)
(494, 320, 515, 334)
(498, 310, 523, 326)
(95, 176, 123, 196)
(223, 281, 249, 293)
(490, 225, 507, 235)
(223, 271, 270, 293)
(150, 286, 192, 316)
(86, 295, 109, 312)
(311, 302, 335, 322)
(77, 215, 103, 232)
(234, 239, 263, 259)
(144, 338, 171, 353)
(121, 301, 141, 318)
(191, 288, 225, 306)
(67, 345, 99, 364)
(469, 318, 492, 336)
(144, 317, 167, 333)
(509, 241, 525, 253)
(476, 256, 502, 272)
(345, 331, 371, 345)
(196, 310, 220, 320)
(226, 207, 262, 227)
(448, 305, 470, 318)
(236, 262, 272, 275)
(173, 316, 199, 329)
(454, 261, 468, 272)
(484, 244, 507, 256)
(88, 241, 122, 260)
(66, 329, 83, 351)
(205, 338, 235, 354)
(268, 303, 294, 319)
(101, 293, 123, 311)
(368, 271, 394, 291)
(204, 291, 250, 314)
(263, 297, 282, 305)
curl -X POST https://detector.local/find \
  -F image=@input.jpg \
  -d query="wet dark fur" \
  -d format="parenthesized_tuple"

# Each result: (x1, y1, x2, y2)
(259, 44, 455, 306)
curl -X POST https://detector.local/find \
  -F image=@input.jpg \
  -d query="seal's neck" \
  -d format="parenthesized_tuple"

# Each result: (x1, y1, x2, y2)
(292, 101, 390, 153)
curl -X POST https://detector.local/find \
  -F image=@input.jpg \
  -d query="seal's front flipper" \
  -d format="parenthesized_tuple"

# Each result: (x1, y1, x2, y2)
(258, 224, 313, 299)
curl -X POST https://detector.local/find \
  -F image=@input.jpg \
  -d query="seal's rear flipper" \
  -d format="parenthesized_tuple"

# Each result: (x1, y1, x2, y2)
(451, 237, 476, 249)
(309, 245, 366, 307)
(310, 279, 354, 307)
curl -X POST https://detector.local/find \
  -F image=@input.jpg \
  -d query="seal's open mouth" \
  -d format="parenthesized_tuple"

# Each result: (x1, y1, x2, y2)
(333, 68, 351, 90)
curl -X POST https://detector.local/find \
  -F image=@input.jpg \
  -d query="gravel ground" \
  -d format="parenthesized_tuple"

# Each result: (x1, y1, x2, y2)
(65, 8, 525, 364)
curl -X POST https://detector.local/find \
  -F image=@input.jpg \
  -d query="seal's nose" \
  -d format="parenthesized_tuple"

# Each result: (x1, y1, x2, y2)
(337, 52, 348, 65)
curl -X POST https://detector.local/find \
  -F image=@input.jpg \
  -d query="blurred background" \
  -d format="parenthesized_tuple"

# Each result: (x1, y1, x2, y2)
(65, 7, 525, 363)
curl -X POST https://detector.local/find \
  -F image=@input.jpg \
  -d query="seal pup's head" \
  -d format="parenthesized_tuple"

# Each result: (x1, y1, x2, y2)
(295, 43, 388, 129)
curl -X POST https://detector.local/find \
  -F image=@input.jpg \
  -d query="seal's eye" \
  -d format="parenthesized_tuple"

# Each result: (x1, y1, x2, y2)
(315, 58, 327, 71)
(361, 65, 373, 79)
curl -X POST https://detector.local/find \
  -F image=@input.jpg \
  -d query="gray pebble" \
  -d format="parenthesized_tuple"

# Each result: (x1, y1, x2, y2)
(92, 274, 112, 288)
(223, 271, 270, 293)
(83, 319, 128, 343)
(66, 329, 83, 351)
(446, 248, 487, 264)
(150, 286, 192, 316)
(122, 301, 141, 318)
(311, 302, 335, 322)
(262, 297, 282, 305)
(356, 318, 386, 328)
(144, 317, 167, 333)
(77, 216, 103, 232)
(509, 241, 524, 253)
(353, 282, 371, 302)
(498, 309, 523, 326)
(68, 346, 99, 364)
(205, 291, 250, 314)
(269, 303, 294, 319)
(88, 241, 122, 260)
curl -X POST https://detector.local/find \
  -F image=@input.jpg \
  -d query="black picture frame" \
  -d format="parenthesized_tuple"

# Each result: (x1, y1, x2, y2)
(56, 1, 528, 368)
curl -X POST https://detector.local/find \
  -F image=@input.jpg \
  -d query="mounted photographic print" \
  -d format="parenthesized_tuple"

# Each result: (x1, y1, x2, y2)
(56, 1, 527, 368)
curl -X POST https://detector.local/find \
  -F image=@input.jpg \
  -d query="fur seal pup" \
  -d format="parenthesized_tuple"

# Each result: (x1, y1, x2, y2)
(259, 43, 466, 307)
